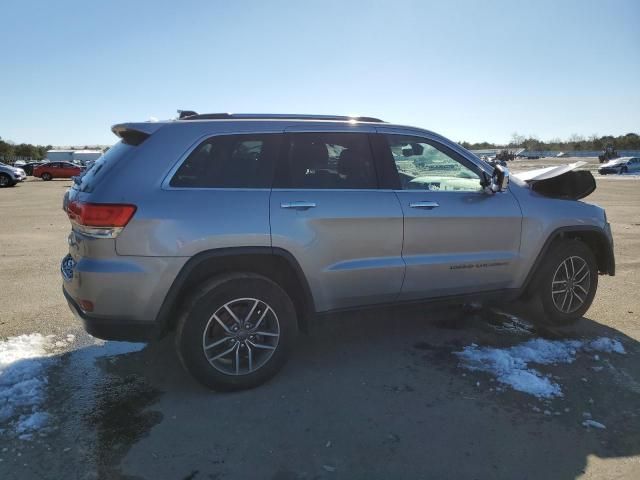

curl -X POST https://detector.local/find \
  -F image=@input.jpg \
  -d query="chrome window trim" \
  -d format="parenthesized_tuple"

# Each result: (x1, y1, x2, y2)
(161, 124, 493, 191)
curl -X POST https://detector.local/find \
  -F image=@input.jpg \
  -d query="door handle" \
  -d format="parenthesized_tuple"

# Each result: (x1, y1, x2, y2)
(280, 201, 317, 210)
(409, 201, 439, 209)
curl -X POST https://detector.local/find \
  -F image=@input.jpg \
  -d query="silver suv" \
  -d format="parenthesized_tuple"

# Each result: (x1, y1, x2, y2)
(61, 113, 615, 390)
(0, 162, 27, 187)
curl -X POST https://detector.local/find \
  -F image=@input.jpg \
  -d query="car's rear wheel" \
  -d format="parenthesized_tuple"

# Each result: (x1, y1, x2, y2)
(176, 273, 298, 391)
(530, 239, 598, 326)
(0, 173, 13, 188)
(41, 172, 52, 181)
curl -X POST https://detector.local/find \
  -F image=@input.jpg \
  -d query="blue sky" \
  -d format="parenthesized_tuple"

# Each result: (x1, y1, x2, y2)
(1, 0, 638, 146)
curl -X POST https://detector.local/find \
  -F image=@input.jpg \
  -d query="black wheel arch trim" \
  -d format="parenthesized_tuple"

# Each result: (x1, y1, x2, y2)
(521, 225, 615, 293)
(154, 246, 316, 338)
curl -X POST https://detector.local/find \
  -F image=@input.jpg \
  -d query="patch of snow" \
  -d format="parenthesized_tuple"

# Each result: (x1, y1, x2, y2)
(586, 337, 625, 354)
(582, 419, 606, 429)
(0, 334, 55, 424)
(16, 411, 50, 434)
(455, 336, 626, 399)
(0, 333, 83, 437)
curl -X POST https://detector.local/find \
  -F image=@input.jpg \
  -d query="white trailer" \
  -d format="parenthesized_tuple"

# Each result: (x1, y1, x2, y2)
(46, 150, 75, 162)
(72, 150, 103, 163)
(46, 149, 103, 164)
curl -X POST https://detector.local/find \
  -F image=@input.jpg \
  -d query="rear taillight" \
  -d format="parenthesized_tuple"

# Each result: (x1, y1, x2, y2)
(67, 201, 136, 238)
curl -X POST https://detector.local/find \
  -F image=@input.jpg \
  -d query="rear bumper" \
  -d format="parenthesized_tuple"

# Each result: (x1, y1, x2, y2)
(60, 249, 186, 322)
(63, 287, 156, 341)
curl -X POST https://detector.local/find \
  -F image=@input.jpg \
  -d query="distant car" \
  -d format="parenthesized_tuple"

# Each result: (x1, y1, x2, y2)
(598, 157, 640, 175)
(19, 161, 46, 176)
(0, 162, 27, 187)
(33, 161, 83, 181)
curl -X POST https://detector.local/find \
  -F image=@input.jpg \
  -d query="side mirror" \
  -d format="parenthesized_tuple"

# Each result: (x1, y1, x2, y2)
(489, 164, 509, 192)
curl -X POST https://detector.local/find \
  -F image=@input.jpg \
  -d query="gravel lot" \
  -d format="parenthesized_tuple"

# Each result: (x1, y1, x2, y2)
(0, 171, 638, 479)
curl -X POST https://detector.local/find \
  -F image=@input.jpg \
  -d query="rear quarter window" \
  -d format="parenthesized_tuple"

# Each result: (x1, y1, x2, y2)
(169, 134, 280, 188)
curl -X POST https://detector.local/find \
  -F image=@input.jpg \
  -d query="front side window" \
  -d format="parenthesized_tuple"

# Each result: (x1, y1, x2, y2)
(386, 135, 483, 192)
(279, 132, 377, 189)
(170, 134, 279, 188)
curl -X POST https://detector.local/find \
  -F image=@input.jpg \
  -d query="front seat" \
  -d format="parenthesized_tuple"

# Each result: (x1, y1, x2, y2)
(289, 140, 332, 188)
(338, 147, 373, 188)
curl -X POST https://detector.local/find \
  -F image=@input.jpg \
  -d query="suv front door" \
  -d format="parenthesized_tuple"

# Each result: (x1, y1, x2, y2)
(270, 128, 404, 312)
(375, 129, 523, 300)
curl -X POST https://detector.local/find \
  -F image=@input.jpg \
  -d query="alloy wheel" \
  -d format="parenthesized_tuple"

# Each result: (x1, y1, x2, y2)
(551, 256, 591, 314)
(201, 298, 280, 375)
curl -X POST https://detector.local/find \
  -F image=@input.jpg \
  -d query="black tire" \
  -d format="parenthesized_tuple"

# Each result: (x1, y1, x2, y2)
(41, 172, 52, 181)
(621, 166, 628, 174)
(176, 273, 298, 391)
(0, 173, 12, 188)
(529, 239, 598, 326)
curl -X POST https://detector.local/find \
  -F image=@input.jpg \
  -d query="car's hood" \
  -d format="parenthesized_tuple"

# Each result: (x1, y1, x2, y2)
(600, 158, 630, 168)
(513, 161, 587, 182)
(513, 161, 595, 200)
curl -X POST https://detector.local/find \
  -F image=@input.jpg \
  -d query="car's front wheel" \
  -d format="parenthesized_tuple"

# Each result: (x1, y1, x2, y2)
(530, 239, 598, 326)
(41, 172, 52, 181)
(176, 273, 298, 391)
(0, 173, 13, 188)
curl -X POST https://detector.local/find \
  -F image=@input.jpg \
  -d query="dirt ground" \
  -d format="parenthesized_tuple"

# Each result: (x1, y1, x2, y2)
(0, 172, 638, 479)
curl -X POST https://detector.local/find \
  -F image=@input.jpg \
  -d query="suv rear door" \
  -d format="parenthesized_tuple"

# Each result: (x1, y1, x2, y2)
(375, 128, 522, 300)
(270, 126, 404, 312)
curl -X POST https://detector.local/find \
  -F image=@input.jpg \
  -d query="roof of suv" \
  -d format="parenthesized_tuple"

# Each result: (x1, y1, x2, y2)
(111, 113, 399, 144)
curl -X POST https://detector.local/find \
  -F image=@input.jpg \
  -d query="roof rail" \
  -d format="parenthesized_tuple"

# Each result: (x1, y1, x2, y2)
(177, 112, 385, 123)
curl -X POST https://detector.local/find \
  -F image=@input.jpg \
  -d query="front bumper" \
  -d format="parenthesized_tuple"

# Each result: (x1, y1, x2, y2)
(598, 168, 620, 175)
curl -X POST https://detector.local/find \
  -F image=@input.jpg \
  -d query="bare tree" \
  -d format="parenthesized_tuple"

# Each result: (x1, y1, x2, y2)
(510, 132, 525, 147)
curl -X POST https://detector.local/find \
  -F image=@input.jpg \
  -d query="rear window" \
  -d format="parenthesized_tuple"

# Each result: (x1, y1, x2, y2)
(169, 134, 279, 188)
(76, 141, 134, 192)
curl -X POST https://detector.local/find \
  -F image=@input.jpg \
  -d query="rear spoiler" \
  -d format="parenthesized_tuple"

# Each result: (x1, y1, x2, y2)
(111, 122, 165, 146)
